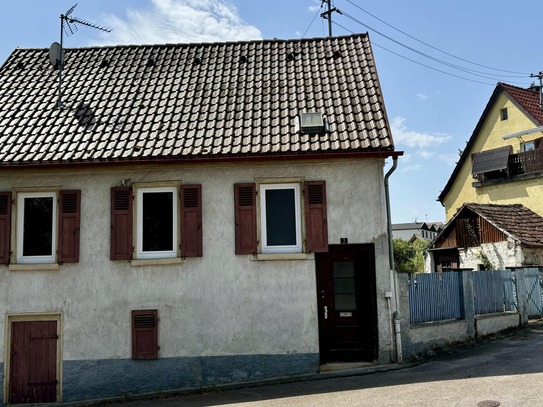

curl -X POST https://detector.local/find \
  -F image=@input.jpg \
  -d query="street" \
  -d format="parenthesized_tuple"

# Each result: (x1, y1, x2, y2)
(89, 324, 543, 407)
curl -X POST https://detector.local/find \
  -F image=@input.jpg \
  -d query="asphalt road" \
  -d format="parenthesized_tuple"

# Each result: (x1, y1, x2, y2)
(87, 324, 543, 407)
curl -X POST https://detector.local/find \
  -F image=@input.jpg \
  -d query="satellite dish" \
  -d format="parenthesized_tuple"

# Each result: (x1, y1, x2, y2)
(49, 42, 62, 70)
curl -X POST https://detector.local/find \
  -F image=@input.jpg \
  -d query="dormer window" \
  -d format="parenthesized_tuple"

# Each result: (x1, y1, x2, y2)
(300, 112, 326, 133)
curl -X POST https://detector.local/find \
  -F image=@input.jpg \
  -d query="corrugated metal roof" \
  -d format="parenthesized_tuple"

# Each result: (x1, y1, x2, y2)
(0, 34, 397, 167)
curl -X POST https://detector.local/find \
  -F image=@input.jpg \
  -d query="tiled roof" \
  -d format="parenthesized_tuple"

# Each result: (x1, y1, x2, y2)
(0, 34, 397, 167)
(501, 83, 543, 124)
(438, 82, 543, 203)
(464, 203, 543, 247)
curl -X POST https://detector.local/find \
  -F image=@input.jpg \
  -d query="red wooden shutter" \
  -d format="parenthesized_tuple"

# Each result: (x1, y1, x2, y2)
(58, 190, 81, 263)
(180, 184, 202, 257)
(110, 187, 133, 260)
(304, 181, 328, 253)
(0, 192, 11, 265)
(234, 183, 257, 254)
(132, 310, 159, 360)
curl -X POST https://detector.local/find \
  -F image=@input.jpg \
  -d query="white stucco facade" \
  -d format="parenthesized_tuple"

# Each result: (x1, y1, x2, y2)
(0, 157, 395, 403)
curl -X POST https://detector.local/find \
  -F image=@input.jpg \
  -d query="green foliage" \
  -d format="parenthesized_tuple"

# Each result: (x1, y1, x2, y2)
(477, 249, 496, 270)
(393, 238, 428, 273)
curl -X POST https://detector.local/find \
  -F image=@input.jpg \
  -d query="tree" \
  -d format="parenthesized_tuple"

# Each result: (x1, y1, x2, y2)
(393, 238, 428, 273)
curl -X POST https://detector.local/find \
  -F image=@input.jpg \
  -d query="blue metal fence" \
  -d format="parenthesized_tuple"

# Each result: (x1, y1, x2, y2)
(409, 272, 463, 324)
(513, 268, 543, 319)
(473, 270, 515, 315)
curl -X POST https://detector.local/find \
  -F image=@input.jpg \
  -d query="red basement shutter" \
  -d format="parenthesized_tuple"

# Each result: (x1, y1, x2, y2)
(132, 309, 159, 360)
(234, 183, 257, 254)
(0, 192, 11, 265)
(304, 181, 328, 253)
(110, 187, 133, 260)
(180, 184, 202, 257)
(58, 190, 81, 263)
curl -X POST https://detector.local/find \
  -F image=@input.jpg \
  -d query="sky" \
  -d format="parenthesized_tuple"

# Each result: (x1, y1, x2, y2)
(0, 0, 540, 224)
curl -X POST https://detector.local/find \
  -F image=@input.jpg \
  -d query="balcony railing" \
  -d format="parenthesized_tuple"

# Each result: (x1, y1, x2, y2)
(509, 148, 543, 176)
(473, 148, 543, 183)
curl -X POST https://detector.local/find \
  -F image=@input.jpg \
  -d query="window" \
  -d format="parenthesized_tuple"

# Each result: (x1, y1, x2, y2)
(17, 192, 57, 264)
(234, 181, 328, 255)
(260, 183, 302, 253)
(500, 108, 508, 120)
(522, 141, 535, 152)
(132, 309, 158, 360)
(0, 190, 80, 266)
(111, 184, 202, 261)
(136, 187, 177, 259)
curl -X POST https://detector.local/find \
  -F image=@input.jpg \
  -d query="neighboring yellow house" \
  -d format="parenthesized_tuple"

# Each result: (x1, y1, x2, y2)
(439, 83, 543, 221)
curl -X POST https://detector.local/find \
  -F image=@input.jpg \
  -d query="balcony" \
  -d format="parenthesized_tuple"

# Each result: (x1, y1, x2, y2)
(472, 147, 543, 185)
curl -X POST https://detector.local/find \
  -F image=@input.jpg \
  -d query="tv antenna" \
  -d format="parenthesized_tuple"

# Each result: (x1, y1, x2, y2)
(530, 71, 543, 110)
(50, 3, 111, 109)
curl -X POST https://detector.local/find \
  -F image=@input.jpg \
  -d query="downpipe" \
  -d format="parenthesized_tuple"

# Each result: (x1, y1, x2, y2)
(384, 157, 402, 363)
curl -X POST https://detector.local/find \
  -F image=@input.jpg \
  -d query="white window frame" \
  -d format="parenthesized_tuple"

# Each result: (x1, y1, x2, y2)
(522, 141, 535, 152)
(16, 191, 57, 264)
(136, 187, 178, 259)
(260, 183, 302, 254)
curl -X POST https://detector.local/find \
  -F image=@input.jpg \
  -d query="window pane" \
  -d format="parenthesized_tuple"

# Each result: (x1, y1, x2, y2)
(334, 277, 355, 294)
(23, 197, 53, 256)
(333, 262, 355, 278)
(335, 294, 356, 310)
(142, 192, 173, 252)
(265, 189, 296, 246)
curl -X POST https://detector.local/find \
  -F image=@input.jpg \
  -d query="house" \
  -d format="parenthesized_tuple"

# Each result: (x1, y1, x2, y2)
(426, 203, 543, 272)
(0, 34, 402, 405)
(438, 83, 543, 221)
(392, 222, 443, 242)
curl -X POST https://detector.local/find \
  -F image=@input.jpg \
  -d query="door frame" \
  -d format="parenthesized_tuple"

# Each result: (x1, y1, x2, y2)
(3, 312, 63, 405)
(315, 243, 378, 364)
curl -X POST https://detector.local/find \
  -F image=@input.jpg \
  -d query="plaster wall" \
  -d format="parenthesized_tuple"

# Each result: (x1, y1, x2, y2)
(0, 158, 394, 401)
(458, 240, 521, 270)
(475, 313, 519, 337)
(522, 248, 543, 266)
(443, 93, 543, 220)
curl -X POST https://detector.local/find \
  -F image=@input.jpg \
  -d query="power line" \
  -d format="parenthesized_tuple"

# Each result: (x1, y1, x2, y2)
(343, 0, 529, 76)
(338, 10, 529, 85)
(331, 21, 498, 87)
(300, 3, 324, 39)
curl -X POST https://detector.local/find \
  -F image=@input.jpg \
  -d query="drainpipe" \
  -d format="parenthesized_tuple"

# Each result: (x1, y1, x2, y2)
(384, 157, 402, 363)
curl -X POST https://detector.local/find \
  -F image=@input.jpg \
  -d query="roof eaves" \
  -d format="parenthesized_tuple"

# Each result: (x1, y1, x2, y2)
(438, 84, 504, 203)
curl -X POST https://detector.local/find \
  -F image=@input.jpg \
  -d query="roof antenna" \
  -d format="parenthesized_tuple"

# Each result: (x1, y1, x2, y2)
(49, 3, 111, 109)
(530, 71, 543, 110)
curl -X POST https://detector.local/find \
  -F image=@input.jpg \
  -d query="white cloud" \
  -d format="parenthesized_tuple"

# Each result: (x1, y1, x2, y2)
(391, 117, 450, 149)
(308, 0, 322, 12)
(438, 152, 461, 166)
(417, 150, 434, 158)
(94, 0, 262, 45)
(415, 93, 429, 101)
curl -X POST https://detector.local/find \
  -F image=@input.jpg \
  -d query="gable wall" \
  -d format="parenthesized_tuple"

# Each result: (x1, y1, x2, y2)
(443, 93, 543, 220)
(0, 157, 393, 402)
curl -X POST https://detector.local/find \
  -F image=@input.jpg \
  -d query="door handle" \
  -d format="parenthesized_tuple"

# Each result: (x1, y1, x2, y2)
(324, 305, 328, 320)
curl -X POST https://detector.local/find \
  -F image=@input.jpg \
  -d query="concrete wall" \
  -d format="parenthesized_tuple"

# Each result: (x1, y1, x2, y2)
(0, 158, 394, 404)
(442, 93, 543, 221)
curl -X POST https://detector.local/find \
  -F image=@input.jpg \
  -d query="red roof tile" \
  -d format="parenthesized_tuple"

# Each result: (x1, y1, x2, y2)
(0, 34, 397, 167)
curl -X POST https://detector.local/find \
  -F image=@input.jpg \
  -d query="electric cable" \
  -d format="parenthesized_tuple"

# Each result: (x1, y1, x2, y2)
(342, 0, 529, 76)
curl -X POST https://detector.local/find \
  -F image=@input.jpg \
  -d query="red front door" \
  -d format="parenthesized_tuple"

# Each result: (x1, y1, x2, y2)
(316, 244, 377, 363)
(10, 320, 58, 404)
